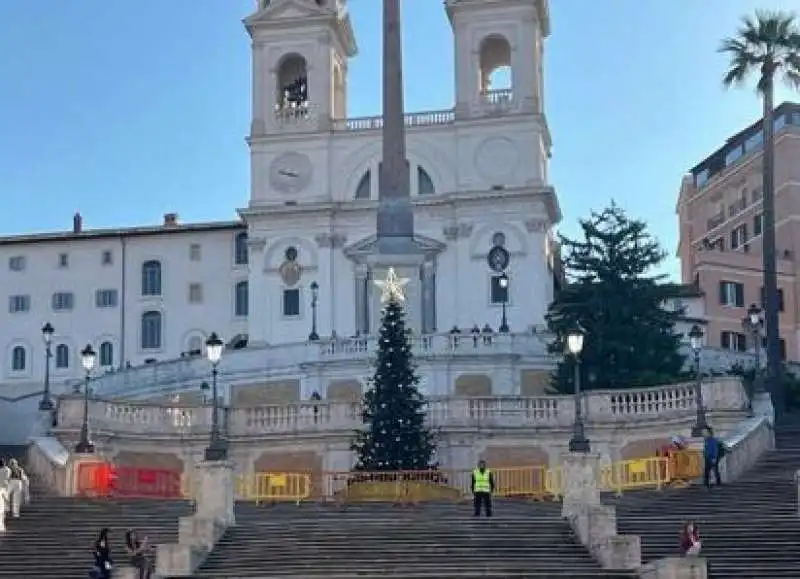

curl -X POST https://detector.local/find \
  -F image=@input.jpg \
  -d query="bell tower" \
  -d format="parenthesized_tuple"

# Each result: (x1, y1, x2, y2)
(446, 0, 549, 118)
(245, 0, 357, 136)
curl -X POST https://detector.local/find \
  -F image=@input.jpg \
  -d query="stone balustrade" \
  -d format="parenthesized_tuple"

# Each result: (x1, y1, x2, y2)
(55, 377, 747, 438)
(87, 329, 757, 401)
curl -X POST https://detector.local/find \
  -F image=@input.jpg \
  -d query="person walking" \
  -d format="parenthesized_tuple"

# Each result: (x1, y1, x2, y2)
(0, 459, 8, 532)
(702, 428, 723, 488)
(6, 459, 25, 518)
(471, 460, 495, 517)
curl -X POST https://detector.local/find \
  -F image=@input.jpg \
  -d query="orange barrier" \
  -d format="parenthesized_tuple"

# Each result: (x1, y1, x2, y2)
(76, 463, 183, 498)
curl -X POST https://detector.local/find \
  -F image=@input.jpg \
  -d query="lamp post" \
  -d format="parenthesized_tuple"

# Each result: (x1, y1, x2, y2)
(689, 324, 709, 437)
(309, 281, 320, 341)
(39, 322, 55, 411)
(75, 344, 97, 454)
(498, 272, 510, 333)
(743, 302, 764, 382)
(204, 332, 227, 461)
(566, 324, 590, 453)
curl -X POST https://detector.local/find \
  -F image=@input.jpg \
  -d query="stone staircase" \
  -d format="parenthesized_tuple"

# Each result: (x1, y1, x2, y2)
(611, 419, 800, 578)
(0, 444, 193, 579)
(184, 500, 638, 578)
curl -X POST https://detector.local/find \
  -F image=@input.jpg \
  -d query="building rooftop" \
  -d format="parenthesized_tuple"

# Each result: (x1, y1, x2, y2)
(0, 213, 244, 246)
(689, 101, 800, 182)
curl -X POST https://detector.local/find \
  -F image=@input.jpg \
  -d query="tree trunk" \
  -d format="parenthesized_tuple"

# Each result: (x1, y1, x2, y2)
(760, 73, 784, 418)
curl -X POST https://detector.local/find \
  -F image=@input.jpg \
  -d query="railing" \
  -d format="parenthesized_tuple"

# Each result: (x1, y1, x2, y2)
(331, 109, 455, 132)
(70, 450, 704, 504)
(706, 211, 725, 231)
(55, 378, 748, 437)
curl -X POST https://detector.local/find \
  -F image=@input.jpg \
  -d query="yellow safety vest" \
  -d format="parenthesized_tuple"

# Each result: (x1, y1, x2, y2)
(473, 468, 491, 493)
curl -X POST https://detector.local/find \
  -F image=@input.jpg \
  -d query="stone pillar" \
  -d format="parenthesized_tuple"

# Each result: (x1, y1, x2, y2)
(354, 265, 369, 334)
(421, 261, 437, 334)
(560, 452, 601, 519)
(193, 460, 236, 526)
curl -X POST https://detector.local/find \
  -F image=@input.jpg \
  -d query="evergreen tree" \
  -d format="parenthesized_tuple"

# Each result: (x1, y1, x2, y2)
(352, 276, 435, 471)
(546, 204, 686, 393)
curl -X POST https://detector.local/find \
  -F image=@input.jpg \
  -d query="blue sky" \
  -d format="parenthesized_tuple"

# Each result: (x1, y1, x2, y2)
(0, 1, 797, 279)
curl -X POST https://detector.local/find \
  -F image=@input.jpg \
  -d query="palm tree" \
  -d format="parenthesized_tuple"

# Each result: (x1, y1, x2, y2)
(719, 11, 800, 418)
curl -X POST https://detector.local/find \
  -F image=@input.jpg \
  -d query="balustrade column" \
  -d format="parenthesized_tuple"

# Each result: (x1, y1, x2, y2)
(354, 265, 370, 335)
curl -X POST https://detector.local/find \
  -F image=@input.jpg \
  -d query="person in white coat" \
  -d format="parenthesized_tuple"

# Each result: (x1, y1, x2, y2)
(0, 458, 10, 532)
(7, 459, 26, 518)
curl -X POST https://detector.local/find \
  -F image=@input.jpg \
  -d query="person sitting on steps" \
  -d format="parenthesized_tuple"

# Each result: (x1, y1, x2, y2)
(680, 521, 701, 556)
(90, 527, 113, 579)
(125, 529, 154, 579)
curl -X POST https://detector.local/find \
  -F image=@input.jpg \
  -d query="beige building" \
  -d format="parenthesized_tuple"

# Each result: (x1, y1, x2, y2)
(677, 102, 800, 360)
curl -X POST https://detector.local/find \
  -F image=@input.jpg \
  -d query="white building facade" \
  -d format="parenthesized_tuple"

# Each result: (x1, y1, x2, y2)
(0, 0, 563, 443)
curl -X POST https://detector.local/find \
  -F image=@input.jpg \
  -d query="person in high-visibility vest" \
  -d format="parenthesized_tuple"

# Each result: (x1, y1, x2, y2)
(471, 460, 495, 517)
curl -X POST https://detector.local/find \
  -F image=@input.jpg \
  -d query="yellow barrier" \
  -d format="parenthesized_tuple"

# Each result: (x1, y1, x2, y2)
(601, 457, 668, 495)
(236, 472, 312, 504)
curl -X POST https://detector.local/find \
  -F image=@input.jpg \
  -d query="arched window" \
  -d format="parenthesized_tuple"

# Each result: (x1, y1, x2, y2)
(55, 344, 70, 369)
(11, 346, 26, 372)
(479, 35, 513, 98)
(187, 336, 203, 356)
(235, 232, 249, 265)
(141, 260, 162, 296)
(99, 341, 114, 367)
(276, 54, 309, 113)
(141, 311, 162, 350)
(417, 166, 435, 195)
(235, 281, 249, 317)
(355, 171, 372, 200)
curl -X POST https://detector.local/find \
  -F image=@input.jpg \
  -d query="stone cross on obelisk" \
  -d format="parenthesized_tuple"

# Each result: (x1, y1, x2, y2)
(369, 0, 424, 330)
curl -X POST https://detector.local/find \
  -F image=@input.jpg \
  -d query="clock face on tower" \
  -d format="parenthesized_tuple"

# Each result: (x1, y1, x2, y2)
(269, 152, 313, 194)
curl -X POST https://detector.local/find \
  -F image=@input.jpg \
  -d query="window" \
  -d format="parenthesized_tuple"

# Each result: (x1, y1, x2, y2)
(52, 292, 74, 311)
(141, 260, 162, 296)
(751, 187, 762, 203)
(8, 295, 30, 313)
(781, 338, 787, 361)
(55, 344, 70, 369)
(11, 346, 26, 372)
(282, 288, 301, 317)
(99, 341, 114, 367)
(744, 130, 763, 152)
(235, 281, 249, 317)
(141, 311, 162, 350)
(490, 275, 509, 304)
(234, 232, 249, 266)
(774, 113, 787, 132)
(720, 331, 747, 352)
(354, 171, 372, 200)
(718, 281, 744, 307)
(695, 169, 709, 188)
(58, 253, 69, 268)
(417, 166, 435, 195)
(730, 223, 748, 250)
(760, 287, 785, 312)
(95, 289, 118, 308)
(724, 146, 743, 166)
(754, 213, 763, 237)
(101, 250, 113, 266)
(8, 256, 25, 271)
(188, 283, 203, 304)
(189, 243, 202, 261)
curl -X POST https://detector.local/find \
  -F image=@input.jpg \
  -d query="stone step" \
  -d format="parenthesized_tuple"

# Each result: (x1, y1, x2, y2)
(186, 573, 637, 579)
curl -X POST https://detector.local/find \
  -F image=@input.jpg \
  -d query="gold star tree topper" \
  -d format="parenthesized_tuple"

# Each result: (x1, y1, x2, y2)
(374, 267, 410, 304)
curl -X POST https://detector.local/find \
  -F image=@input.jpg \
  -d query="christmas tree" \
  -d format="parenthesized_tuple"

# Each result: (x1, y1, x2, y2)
(352, 268, 435, 471)
(546, 204, 686, 392)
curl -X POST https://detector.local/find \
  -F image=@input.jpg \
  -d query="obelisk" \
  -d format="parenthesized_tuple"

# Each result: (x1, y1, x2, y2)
(375, 0, 417, 256)
(369, 0, 424, 331)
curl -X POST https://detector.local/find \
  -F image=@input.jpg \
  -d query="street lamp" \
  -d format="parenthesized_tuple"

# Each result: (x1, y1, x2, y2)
(566, 323, 590, 453)
(498, 272, 510, 333)
(309, 281, 320, 341)
(742, 303, 765, 416)
(688, 324, 709, 437)
(204, 332, 227, 461)
(75, 343, 97, 454)
(39, 322, 55, 411)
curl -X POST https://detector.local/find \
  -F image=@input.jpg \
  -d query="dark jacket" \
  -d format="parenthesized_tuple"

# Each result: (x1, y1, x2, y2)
(93, 540, 113, 579)
(470, 469, 495, 493)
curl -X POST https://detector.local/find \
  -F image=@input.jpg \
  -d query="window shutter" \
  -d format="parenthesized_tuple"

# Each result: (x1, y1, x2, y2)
(720, 332, 730, 349)
(760, 286, 766, 308)
(778, 289, 785, 312)
(719, 282, 726, 305)
(735, 283, 744, 307)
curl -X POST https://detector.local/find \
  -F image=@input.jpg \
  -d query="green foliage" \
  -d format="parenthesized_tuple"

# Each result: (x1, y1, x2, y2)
(546, 204, 686, 393)
(351, 298, 435, 471)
